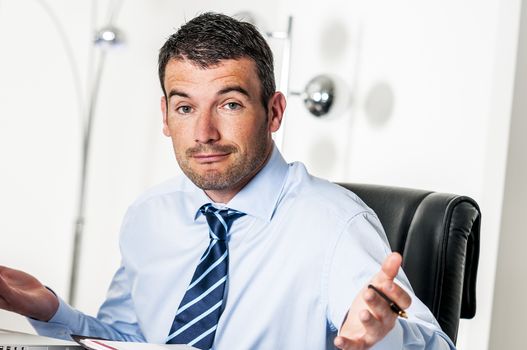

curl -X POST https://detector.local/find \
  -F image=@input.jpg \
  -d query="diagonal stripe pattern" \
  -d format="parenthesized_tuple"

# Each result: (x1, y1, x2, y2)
(166, 204, 245, 349)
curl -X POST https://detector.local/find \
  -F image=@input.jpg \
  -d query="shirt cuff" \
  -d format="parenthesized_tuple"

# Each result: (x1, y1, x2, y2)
(28, 297, 78, 341)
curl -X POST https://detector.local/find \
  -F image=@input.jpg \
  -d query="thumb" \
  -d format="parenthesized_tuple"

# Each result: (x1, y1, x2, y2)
(379, 252, 402, 282)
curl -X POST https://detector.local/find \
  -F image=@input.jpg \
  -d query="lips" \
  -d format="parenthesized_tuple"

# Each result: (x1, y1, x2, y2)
(192, 152, 230, 164)
(186, 144, 237, 164)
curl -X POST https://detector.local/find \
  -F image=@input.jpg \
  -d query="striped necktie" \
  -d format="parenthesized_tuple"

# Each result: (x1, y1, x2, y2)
(166, 204, 245, 349)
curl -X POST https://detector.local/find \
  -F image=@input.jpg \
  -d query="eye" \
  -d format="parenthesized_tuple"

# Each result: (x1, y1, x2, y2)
(176, 105, 193, 114)
(224, 102, 242, 111)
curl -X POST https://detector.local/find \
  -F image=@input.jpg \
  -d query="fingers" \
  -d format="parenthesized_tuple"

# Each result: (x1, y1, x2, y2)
(334, 335, 366, 350)
(334, 310, 383, 350)
(380, 252, 402, 281)
(0, 272, 12, 296)
(381, 280, 412, 310)
(363, 287, 397, 326)
(360, 308, 388, 343)
(370, 252, 411, 308)
(0, 273, 15, 313)
(335, 253, 410, 349)
(0, 265, 59, 320)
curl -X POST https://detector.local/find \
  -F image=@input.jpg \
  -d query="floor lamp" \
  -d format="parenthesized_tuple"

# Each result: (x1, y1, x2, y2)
(67, 0, 125, 305)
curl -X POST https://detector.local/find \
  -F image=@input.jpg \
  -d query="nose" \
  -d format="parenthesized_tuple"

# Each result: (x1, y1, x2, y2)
(194, 109, 220, 144)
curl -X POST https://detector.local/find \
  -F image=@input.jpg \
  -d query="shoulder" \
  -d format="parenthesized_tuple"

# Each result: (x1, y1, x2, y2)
(118, 174, 199, 238)
(122, 175, 198, 223)
(282, 162, 378, 225)
(129, 176, 184, 209)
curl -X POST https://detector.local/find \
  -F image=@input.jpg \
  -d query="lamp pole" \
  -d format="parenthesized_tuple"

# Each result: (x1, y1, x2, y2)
(68, 23, 123, 305)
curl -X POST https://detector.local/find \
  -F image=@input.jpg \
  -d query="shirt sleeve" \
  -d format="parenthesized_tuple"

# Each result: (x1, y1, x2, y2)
(326, 211, 456, 349)
(28, 264, 145, 342)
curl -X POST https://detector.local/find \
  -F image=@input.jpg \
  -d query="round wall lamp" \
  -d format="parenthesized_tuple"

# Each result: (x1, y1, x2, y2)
(291, 74, 350, 118)
(301, 75, 335, 117)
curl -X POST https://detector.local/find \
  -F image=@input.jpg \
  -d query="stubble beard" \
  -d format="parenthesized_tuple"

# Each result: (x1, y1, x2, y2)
(176, 124, 271, 192)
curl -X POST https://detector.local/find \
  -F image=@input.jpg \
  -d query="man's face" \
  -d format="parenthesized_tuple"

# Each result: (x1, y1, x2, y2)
(161, 58, 284, 202)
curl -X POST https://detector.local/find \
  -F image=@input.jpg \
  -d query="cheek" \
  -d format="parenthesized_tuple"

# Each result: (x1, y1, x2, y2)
(172, 137, 185, 152)
(237, 119, 268, 143)
(224, 125, 254, 149)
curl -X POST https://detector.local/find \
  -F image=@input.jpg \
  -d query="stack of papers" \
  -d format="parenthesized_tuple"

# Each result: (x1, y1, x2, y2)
(73, 336, 196, 350)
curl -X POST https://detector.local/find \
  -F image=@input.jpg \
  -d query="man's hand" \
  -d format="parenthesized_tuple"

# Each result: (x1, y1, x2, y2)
(0, 265, 59, 321)
(334, 253, 411, 350)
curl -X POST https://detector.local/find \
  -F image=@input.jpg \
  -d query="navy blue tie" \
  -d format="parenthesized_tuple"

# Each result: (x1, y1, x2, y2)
(166, 204, 245, 349)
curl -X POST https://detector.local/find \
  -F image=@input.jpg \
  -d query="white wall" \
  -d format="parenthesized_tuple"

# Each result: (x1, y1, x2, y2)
(0, 0, 92, 332)
(489, 0, 527, 348)
(0, 0, 522, 348)
(283, 1, 523, 349)
(277, 1, 520, 349)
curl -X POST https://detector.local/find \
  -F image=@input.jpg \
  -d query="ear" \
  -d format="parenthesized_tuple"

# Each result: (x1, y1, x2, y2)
(267, 92, 286, 133)
(161, 96, 170, 137)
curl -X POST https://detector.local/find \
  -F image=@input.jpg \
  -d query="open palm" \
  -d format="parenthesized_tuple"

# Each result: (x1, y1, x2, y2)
(0, 265, 58, 321)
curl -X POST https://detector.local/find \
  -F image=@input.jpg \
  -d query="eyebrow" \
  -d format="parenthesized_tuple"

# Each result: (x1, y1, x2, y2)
(217, 85, 250, 98)
(167, 85, 251, 101)
(168, 89, 189, 99)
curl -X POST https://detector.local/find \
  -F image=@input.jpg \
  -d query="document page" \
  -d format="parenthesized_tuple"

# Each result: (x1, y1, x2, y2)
(75, 337, 196, 350)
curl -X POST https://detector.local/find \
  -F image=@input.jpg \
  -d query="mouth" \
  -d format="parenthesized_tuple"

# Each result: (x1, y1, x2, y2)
(192, 152, 230, 164)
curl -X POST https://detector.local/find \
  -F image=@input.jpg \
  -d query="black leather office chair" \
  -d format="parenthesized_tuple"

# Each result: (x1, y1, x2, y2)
(337, 183, 481, 344)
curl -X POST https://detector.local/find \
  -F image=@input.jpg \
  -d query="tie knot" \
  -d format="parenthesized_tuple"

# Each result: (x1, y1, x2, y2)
(199, 204, 246, 241)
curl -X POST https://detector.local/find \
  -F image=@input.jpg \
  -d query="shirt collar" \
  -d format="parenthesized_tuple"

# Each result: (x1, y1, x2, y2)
(184, 143, 289, 222)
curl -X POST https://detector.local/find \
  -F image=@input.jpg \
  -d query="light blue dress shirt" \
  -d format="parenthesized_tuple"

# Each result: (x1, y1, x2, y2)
(30, 145, 455, 349)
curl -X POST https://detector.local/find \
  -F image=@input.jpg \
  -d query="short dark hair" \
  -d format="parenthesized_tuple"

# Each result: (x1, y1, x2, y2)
(158, 12, 276, 109)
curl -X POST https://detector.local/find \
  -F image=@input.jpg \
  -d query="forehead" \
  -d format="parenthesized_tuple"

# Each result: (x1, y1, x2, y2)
(163, 57, 261, 94)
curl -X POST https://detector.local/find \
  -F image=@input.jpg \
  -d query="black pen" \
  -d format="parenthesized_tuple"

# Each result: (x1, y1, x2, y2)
(367, 284, 408, 319)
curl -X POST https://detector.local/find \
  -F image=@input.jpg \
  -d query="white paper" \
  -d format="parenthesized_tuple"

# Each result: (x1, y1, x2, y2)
(80, 339, 196, 350)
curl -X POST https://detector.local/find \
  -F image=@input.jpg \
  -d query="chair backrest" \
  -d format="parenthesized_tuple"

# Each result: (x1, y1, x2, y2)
(337, 183, 481, 343)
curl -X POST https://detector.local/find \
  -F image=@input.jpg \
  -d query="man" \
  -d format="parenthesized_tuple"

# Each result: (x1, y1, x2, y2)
(0, 12, 455, 349)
